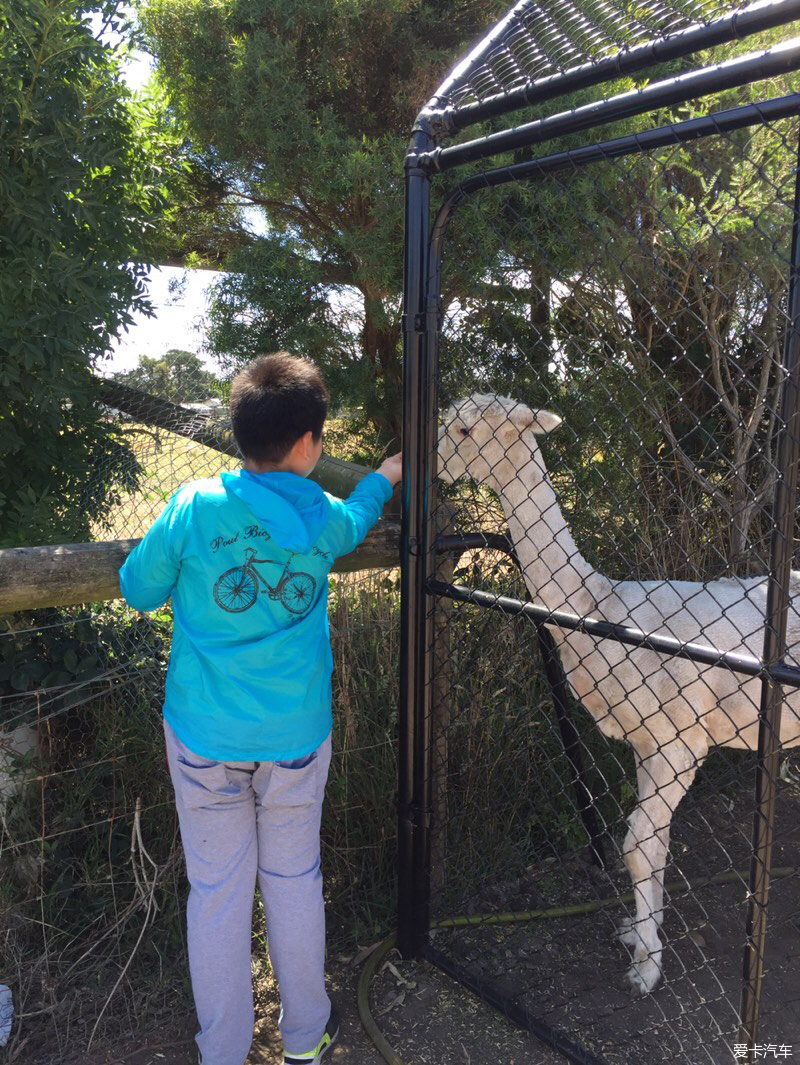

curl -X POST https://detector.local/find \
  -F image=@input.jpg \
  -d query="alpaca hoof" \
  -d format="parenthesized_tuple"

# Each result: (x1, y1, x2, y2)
(623, 958, 662, 998)
(617, 916, 638, 949)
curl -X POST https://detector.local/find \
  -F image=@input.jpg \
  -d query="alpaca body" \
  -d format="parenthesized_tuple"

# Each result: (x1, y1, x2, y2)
(438, 394, 800, 996)
(503, 466, 800, 756)
(528, 572, 800, 755)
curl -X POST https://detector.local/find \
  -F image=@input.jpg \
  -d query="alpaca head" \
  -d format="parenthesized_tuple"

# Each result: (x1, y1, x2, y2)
(437, 393, 562, 485)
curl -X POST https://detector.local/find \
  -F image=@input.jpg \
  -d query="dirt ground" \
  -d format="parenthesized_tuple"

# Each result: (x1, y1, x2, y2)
(11, 776, 800, 1065)
(413, 778, 800, 1065)
(42, 951, 566, 1065)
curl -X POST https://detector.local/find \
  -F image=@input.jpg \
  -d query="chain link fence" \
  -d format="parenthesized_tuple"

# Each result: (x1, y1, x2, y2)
(0, 375, 401, 1062)
(401, 2, 800, 1063)
(5, 2, 800, 1062)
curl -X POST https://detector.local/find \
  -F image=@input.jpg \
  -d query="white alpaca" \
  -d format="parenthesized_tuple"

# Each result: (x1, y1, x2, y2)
(437, 394, 800, 996)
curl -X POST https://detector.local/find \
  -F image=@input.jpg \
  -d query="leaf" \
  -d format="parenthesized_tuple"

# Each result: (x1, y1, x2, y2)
(10, 669, 30, 691)
(43, 670, 73, 689)
(23, 660, 49, 683)
(0, 2, 177, 548)
(76, 654, 100, 677)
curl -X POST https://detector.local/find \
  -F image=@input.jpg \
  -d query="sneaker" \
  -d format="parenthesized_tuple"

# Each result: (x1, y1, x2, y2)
(283, 1007, 340, 1064)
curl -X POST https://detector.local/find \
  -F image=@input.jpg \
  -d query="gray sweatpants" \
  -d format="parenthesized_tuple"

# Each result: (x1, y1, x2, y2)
(164, 719, 332, 1065)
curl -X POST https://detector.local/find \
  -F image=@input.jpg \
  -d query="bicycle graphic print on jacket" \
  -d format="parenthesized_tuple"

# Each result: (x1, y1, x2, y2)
(213, 546, 317, 615)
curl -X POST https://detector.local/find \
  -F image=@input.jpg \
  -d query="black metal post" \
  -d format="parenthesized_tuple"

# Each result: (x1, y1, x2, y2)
(738, 127, 800, 1055)
(422, 42, 800, 172)
(414, 180, 445, 932)
(398, 123, 434, 959)
(421, 97, 800, 237)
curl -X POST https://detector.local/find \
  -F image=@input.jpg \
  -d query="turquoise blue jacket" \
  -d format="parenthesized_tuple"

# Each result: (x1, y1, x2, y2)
(118, 469, 393, 761)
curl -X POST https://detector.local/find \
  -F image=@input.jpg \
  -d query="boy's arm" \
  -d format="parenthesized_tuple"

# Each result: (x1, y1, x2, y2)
(119, 493, 185, 611)
(333, 453, 401, 559)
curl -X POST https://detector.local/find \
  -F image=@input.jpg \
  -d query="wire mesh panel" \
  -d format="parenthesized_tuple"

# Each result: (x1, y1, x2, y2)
(422, 0, 800, 136)
(401, 3, 800, 1062)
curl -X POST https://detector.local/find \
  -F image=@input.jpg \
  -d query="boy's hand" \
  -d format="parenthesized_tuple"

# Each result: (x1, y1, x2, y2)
(376, 452, 402, 487)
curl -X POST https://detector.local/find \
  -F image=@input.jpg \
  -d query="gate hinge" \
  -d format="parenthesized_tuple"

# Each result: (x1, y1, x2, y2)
(402, 313, 427, 335)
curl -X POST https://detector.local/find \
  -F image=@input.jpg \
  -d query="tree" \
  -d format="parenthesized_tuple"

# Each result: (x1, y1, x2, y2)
(139, 0, 510, 443)
(546, 80, 797, 572)
(0, 0, 179, 547)
(437, 61, 799, 575)
(113, 349, 223, 404)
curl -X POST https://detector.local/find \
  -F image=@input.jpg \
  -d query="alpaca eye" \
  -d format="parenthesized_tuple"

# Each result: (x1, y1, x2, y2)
(458, 426, 471, 437)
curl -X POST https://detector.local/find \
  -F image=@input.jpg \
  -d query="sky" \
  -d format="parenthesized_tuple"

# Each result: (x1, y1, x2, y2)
(108, 267, 225, 374)
(91, 11, 226, 376)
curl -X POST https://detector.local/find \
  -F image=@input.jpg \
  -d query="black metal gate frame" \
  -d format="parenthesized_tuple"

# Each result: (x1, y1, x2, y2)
(399, 2, 800, 1060)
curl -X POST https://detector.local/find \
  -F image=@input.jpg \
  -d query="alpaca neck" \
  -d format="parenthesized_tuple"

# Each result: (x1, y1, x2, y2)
(489, 439, 607, 616)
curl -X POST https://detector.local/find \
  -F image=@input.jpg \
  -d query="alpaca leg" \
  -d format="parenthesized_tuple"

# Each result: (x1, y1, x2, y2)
(617, 756, 668, 947)
(619, 742, 703, 997)
(618, 753, 665, 988)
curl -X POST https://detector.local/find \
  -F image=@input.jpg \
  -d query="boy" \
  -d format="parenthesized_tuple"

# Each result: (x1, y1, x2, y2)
(119, 353, 402, 1065)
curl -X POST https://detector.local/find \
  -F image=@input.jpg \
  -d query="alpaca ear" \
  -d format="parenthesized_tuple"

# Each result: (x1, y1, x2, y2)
(529, 410, 562, 435)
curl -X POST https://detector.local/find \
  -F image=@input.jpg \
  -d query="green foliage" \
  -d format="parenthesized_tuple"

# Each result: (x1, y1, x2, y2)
(140, 0, 511, 443)
(112, 348, 224, 403)
(0, 604, 169, 714)
(0, 0, 180, 547)
(206, 237, 352, 387)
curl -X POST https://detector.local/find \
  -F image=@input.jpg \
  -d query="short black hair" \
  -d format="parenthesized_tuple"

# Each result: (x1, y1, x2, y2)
(229, 352, 329, 464)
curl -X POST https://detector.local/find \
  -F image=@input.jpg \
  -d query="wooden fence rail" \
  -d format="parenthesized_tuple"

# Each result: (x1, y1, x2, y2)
(0, 522, 401, 615)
